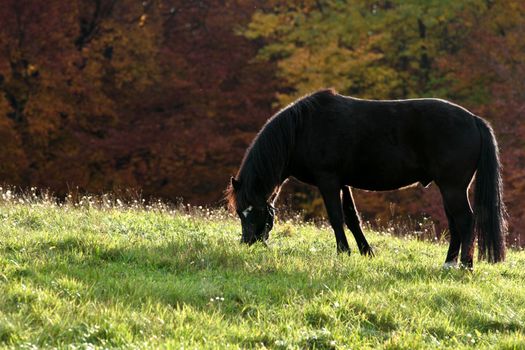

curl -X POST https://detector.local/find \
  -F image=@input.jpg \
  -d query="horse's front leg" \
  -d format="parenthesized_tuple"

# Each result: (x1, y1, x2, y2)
(318, 179, 350, 254)
(342, 186, 374, 256)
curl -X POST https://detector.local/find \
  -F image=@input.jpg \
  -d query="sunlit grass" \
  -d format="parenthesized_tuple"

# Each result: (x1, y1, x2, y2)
(0, 190, 524, 349)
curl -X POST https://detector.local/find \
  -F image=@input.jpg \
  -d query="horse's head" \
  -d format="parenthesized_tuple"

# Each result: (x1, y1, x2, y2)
(237, 203, 275, 245)
(230, 177, 275, 245)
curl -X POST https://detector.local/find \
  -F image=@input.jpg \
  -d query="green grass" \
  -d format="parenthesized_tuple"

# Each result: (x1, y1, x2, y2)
(0, 197, 524, 349)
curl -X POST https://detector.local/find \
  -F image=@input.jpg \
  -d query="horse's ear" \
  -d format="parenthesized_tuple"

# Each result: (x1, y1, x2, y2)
(231, 177, 241, 191)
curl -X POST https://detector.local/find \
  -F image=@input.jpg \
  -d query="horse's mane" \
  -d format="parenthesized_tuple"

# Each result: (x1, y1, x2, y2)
(226, 88, 337, 212)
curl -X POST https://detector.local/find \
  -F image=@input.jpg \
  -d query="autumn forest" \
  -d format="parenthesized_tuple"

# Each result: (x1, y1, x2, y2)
(0, 1, 524, 244)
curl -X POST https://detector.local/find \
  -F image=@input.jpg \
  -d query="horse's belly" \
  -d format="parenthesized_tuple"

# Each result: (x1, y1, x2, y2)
(349, 178, 420, 191)
(344, 162, 426, 191)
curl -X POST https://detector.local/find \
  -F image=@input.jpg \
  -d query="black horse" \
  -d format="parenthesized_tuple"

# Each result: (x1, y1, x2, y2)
(226, 89, 507, 268)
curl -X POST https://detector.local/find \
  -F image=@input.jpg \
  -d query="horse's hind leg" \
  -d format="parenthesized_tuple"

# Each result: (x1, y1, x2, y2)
(317, 179, 350, 253)
(442, 204, 461, 267)
(342, 186, 374, 256)
(439, 186, 474, 268)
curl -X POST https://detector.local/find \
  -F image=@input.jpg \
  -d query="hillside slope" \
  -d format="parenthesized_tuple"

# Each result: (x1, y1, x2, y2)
(0, 199, 524, 349)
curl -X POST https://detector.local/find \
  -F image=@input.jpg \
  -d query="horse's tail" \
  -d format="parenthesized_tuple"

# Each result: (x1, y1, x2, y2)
(473, 116, 507, 262)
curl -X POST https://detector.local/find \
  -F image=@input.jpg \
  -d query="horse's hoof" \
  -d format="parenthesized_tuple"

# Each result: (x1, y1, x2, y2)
(361, 247, 375, 257)
(337, 248, 351, 255)
(459, 262, 474, 271)
(442, 261, 457, 269)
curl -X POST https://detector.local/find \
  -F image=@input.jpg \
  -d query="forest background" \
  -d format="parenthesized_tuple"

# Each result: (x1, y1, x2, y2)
(0, 0, 523, 244)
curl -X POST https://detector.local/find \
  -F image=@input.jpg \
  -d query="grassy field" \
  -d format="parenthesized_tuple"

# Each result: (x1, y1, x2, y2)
(0, 194, 524, 349)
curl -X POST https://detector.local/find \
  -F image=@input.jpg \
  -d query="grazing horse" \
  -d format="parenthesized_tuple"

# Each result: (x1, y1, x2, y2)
(226, 89, 507, 268)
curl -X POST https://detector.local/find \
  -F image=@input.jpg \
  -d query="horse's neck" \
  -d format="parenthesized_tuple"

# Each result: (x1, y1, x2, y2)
(245, 180, 280, 207)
